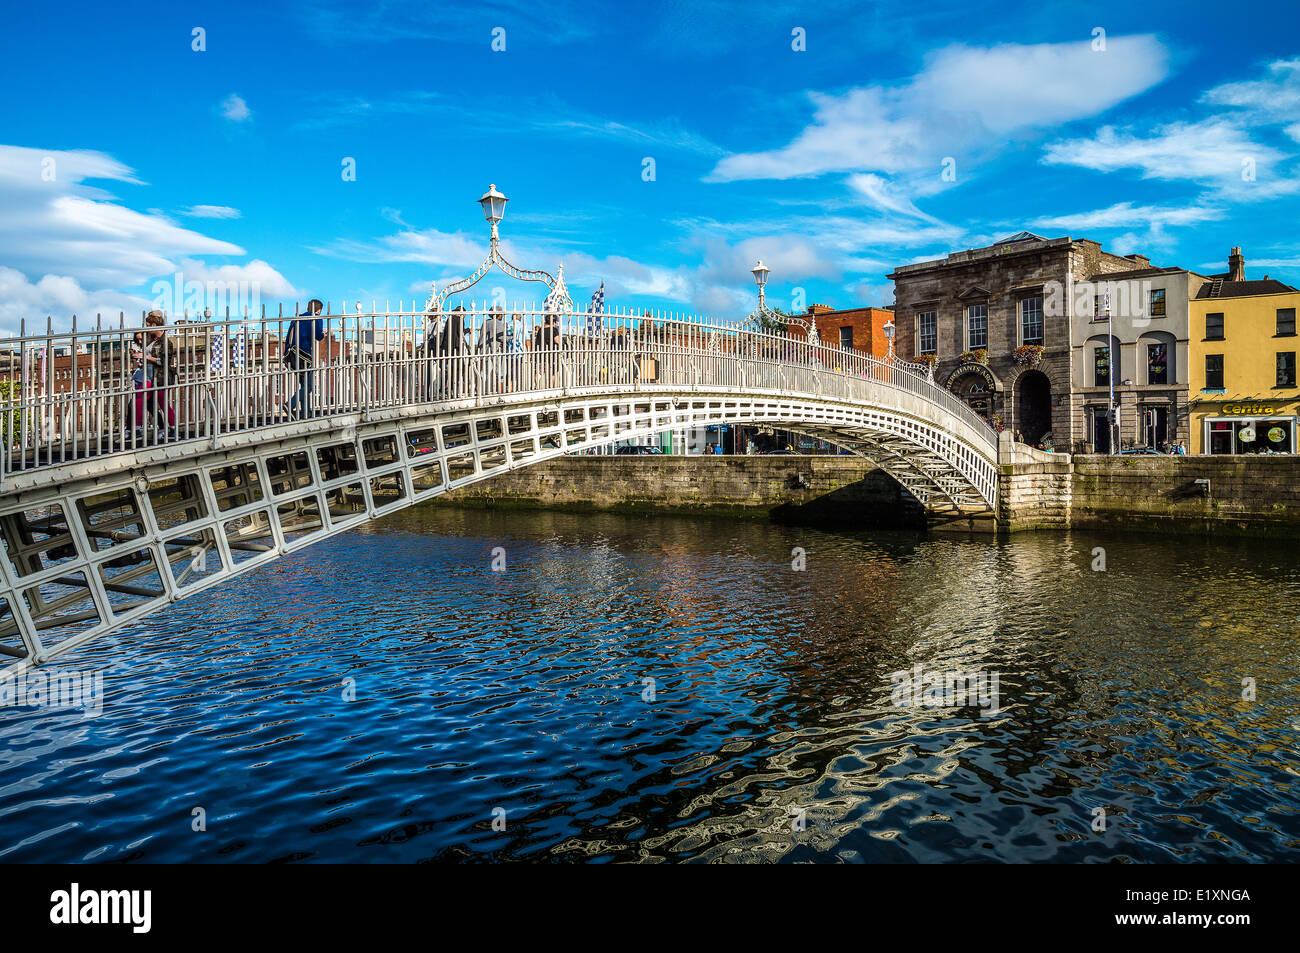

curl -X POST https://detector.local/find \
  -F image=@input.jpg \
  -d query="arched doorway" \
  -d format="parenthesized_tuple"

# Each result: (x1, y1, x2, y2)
(1015, 370, 1052, 445)
(948, 368, 998, 423)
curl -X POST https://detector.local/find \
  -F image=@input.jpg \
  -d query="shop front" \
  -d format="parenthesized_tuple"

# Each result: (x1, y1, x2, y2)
(1195, 401, 1298, 455)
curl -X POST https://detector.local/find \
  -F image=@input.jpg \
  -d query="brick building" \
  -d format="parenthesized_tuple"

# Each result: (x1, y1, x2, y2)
(803, 304, 895, 359)
(888, 232, 1149, 448)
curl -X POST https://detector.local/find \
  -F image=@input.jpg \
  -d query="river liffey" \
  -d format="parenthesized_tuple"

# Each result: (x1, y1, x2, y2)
(2, 507, 1298, 863)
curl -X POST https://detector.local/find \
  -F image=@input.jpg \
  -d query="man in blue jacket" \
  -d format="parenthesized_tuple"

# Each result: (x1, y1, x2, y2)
(286, 299, 325, 418)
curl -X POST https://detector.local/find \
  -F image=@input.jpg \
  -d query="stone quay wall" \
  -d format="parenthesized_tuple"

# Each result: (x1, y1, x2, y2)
(430, 452, 1300, 538)
(1071, 454, 1300, 538)
(433, 455, 925, 526)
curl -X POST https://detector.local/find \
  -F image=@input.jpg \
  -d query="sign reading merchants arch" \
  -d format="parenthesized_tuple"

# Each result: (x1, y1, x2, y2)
(945, 363, 999, 391)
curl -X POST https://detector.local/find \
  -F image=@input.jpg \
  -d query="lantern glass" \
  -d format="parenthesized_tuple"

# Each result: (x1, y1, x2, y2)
(751, 260, 770, 288)
(479, 184, 507, 224)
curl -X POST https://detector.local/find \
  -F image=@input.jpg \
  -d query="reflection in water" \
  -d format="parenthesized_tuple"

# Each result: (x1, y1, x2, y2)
(1, 506, 1297, 862)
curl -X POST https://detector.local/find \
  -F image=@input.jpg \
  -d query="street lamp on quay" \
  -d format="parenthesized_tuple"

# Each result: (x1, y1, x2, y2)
(882, 319, 895, 360)
(751, 259, 817, 343)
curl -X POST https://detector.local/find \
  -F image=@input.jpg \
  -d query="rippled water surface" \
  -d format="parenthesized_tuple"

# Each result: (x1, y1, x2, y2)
(2, 506, 1298, 862)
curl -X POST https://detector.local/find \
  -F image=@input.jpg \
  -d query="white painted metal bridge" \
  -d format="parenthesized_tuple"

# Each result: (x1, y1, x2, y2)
(0, 303, 998, 676)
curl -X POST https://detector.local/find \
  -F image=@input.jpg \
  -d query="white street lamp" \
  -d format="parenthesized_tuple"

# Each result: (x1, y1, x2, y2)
(430, 185, 564, 311)
(751, 260, 770, 313)
(479, 184, 508, 243)
(751, 259, 816, 343)
(882, 319, 895, 359)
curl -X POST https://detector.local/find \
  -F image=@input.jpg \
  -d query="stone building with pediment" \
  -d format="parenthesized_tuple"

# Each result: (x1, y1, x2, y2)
(888, 232, 1146, 449)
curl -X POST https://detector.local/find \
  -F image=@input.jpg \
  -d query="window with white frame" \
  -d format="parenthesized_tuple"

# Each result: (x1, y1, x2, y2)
(1094, 292, 1110, 321)
(918, 311, 937, 354)
(966, 304, 987, 350)
(1021, 296, 1043, 345)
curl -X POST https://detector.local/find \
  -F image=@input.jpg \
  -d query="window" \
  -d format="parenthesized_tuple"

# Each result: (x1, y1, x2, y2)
(1205, 312, 1225, 340)
(1278, 308, 1296, 336)
(1094, 346, 1110, 387)
(1149, 288, 1166, 317)
(918, 311, 937, 354)
(966, 304, 987, 349)
(839, 326, 853, 349)
(1020, 296, 1043, 345)
(1147, 343, 1168, 385)
(1205, 354, 1224, 390)
(1278, 352, 1296, 388)
(1093, 293, 1110, 321)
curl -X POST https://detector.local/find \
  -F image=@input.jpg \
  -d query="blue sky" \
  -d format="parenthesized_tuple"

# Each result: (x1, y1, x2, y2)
(2, 0, 1300, 331)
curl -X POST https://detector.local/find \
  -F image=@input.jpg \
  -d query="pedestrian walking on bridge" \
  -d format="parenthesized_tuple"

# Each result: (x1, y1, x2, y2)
(286, 299, 324, 418)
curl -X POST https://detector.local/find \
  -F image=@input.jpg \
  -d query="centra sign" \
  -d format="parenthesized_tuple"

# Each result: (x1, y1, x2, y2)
(1222, 403, 1276, 415)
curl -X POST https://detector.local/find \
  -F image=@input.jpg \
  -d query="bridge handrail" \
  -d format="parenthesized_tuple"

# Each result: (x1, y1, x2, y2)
(0, 304, 998, 476)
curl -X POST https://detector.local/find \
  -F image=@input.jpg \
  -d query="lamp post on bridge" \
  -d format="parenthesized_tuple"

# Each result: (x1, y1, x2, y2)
(427, 184, 570, 313)
(882, 319, 895, 360)
(750, 260, 817, 343)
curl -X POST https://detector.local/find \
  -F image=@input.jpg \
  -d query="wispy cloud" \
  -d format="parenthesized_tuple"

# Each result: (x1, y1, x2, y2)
(708, 35, 1169, 183)
(297, 0, 596, 46)
(1043, 119, 1282, 184)
(182, 205, 242, 219)
(1044, 58, 1300, 203)
(1032, 202, 1224, 231)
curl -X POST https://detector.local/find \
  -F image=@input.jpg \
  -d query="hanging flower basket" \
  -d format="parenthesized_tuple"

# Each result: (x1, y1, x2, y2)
(1013, 344, 1044, 367)
(915, 353, 938, 368)
(959, 348, 989, 365)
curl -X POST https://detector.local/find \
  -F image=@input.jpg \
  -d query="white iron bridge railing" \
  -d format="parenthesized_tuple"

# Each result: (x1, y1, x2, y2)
(0, 303, 999, 479)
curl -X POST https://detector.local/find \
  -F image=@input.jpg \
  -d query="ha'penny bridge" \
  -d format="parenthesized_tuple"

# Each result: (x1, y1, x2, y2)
(0, 303, 1001, 677)
(0, 188, 1003, 678)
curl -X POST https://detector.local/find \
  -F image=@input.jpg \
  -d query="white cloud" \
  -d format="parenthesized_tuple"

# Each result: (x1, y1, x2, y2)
(709, 35, 1169, 183)
(182, 205, 241, 219)
(173, 258, 300, 299)
(221, 94, 251, 122)
(0, 144, 297, 331)
(0, 145, 244, 289)
(1042, 119, 1283, 183)
(846, 173, 942, 222)
(909, 36, 1169, 134)
(317, 227, 488, 270)
(0, 266, 151, 334)
(1203, 58, 1300, 118)
(1032, 202, 1224, 231)
(1045, 58, 1300, 202)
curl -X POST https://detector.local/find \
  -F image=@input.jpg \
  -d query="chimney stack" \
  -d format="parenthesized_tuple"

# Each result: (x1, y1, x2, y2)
(1228, 246, 1246, 282)
(807, 303, 834, 314)
(1127, 254, 1151, 268)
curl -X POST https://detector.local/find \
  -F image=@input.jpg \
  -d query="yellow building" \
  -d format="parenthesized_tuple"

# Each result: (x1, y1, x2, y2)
(1189, 249, 1300, 454)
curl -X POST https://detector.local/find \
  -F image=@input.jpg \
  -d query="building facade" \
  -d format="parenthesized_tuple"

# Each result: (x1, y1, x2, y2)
(803, 304, 895, 359)
(1070, 264, 1206, 452)
(889, 232, 1142, 449)
(1188, 250, 1300, 454)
